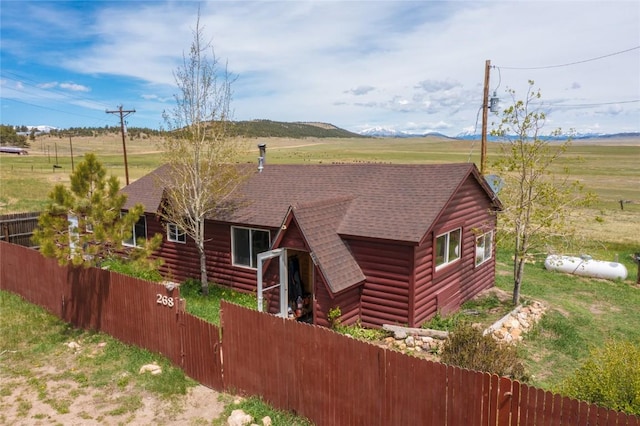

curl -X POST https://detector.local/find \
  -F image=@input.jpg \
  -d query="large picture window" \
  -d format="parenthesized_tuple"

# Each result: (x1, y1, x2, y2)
(475, 231, 493, 266)
(167, 223, 186, 243)
(435, 227, 461, 270)
(232, 226, 270, 268)
(123, 215, 147, 247)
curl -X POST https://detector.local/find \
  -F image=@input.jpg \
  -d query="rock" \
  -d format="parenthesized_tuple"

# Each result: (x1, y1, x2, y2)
(405, 336, 415, 347)
(139, 362, 162, 375)
(262, 416, 272, 426)
(394, 330, 407, 340)
(227, 409, 253, 426)
(66, 341, 81, 350)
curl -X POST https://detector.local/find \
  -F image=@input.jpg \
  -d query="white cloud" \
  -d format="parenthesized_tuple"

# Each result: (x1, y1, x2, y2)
(59, 83, 90, 92)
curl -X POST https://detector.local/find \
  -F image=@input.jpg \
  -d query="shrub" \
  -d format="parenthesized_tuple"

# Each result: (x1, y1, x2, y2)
(101, 257, 162, 282)
(557, 340, 640, 415)
(440, 321, 528, 381)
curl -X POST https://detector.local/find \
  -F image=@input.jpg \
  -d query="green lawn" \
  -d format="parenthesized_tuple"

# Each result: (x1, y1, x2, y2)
(494, 247, 640, 390)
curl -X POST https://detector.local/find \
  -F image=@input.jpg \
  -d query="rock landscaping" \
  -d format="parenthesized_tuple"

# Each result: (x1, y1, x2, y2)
(381, 300, 547, 358)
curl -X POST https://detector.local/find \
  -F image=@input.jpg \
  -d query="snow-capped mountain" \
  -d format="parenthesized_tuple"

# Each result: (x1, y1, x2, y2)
(358, 127, 452, 138)
(360, 127, 639, 140)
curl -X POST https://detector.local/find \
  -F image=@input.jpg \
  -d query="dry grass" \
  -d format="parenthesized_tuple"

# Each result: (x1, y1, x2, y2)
(2, 134, 639, 245)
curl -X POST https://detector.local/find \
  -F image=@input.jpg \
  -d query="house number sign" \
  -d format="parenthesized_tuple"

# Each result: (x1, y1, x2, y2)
(156, 294, 175, 308)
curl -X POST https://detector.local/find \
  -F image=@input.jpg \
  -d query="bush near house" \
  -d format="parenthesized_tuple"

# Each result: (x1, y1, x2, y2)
(558, 340, 640, 416)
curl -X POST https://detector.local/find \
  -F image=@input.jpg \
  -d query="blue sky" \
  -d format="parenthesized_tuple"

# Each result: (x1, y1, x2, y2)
(1, 1, 639, 136)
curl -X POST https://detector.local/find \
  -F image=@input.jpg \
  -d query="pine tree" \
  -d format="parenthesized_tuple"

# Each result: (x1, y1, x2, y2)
(33, 153, 161, 268)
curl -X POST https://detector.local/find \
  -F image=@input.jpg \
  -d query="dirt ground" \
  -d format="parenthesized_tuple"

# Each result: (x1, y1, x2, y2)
(0, 377, 225, 425)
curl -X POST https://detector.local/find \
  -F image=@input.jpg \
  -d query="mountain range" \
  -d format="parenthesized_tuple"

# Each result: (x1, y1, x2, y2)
(21, 122, 640, 141)
(357, 126, 640, 140)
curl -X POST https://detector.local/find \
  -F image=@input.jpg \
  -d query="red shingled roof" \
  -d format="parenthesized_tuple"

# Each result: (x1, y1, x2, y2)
(122, 162, 498, 244)
(282, 196, 366, 293)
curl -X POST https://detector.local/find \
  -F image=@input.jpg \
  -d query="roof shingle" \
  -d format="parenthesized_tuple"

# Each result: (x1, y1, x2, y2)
(122, 163, 495, 244)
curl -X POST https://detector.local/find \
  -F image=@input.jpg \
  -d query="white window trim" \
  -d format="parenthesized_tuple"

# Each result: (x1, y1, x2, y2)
(435, 227, 462, 271)
(167, 223, 186, 243)
(123, 214, 147, 248)
(231, 226, 270, 269)
(475, 231, 493, 266)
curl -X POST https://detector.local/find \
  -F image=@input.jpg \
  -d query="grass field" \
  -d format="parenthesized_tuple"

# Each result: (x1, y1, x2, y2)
(2, 133, 638, 244)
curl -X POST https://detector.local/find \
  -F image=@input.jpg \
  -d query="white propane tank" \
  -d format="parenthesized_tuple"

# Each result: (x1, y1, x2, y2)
(544, 254, 628, 280)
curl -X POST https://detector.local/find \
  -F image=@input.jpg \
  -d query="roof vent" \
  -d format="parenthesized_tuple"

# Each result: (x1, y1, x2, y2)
(258, 143, 266, 172)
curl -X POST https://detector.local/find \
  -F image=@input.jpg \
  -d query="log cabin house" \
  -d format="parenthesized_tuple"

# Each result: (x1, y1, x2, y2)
(121, 161, 502, 328)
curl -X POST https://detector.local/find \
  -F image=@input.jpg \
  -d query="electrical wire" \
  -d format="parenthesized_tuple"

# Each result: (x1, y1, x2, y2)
(1, 71, 112, 111)
(1, 96, 112, 127)
(467, 104, 484, 163)
(498, 46, 639, 70)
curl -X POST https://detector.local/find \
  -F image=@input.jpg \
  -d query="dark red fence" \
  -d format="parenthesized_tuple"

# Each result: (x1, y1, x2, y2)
(1, 241, 637, 425)
(0, 241, 222, 390)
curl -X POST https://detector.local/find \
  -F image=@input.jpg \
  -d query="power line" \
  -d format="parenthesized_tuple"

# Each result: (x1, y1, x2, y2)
(1, 96, 112, 126)
(1, 71, 112, 111)
(541, 99, 640, 109)
(498, 45, 640, 70)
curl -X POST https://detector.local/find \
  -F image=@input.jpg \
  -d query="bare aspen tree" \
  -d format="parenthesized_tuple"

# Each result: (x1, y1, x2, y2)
(491, 82, 595, 305)
(159, 13, 247, 295)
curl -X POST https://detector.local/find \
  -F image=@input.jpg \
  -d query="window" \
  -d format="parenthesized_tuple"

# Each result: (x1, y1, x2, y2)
(475, 231, 493, 266)
(435, 228, 461, 270)
(68, 215, 79, 252)
(123, 215, 147, 247)
(167, 223, 186, 243)
(232, 226, 270, 268)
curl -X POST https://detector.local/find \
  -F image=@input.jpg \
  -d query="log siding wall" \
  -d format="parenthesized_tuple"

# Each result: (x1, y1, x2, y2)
(350, 239, 414, 327)
(143, 172, 498, 329)
(413, 176, 498, 326)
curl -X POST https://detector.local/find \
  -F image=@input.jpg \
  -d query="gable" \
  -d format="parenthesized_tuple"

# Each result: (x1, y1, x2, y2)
(273, 197, 366, 294)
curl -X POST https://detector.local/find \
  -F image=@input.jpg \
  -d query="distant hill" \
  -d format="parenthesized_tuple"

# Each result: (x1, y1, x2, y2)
(229, 120, 367, 139)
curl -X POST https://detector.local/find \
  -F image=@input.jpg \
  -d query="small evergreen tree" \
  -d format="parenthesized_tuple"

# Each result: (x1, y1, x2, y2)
(33, 153, 161, 268)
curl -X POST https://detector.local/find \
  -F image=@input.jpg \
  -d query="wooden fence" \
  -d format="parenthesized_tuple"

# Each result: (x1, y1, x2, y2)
(0, 211, 40, 247)
(0, 241, 637, 425)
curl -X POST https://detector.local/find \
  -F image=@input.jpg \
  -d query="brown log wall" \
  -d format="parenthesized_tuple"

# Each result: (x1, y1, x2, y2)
(413, 176, 498, 325)
(2, 242, 637, 426)
(351, 239, 413, 327)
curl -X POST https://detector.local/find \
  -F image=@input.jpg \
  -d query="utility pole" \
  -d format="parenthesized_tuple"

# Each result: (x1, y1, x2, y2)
(481, 59, 491, 175)
(68, 134, 75, 172)
(106, 105, 136, 185)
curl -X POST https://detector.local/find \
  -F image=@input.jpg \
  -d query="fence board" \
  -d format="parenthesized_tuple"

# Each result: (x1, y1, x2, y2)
(563, 397, 580, 425)
(498, 376, 513, 425)
(510, 380, 521, 426)
(459, 368, 483, 426)
(0, 212, 40, 247)
(446, 364, 458, 424)
(182, 313, 222, 390)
